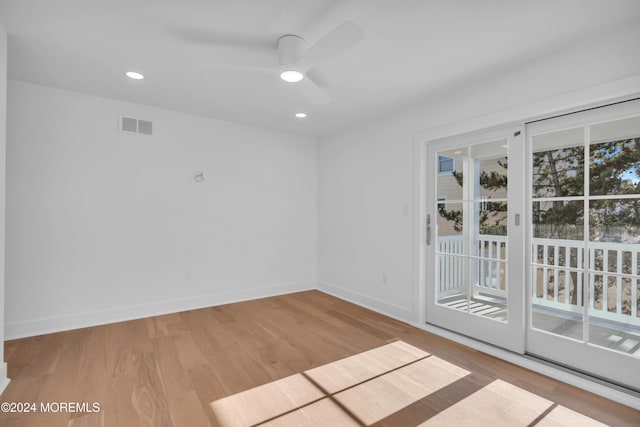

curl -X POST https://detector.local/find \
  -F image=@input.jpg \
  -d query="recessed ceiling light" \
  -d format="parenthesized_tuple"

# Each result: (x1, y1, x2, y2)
(280, 70, 304, 83)
(295, 113, 307, 118)
(454, 150, 463, 154)
(125, 71, 144, 80)
(501, 144, 508, 148)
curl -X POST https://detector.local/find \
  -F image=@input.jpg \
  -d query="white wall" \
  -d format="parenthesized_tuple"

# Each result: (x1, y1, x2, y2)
(0, 25, 9, 393)
(5, 81, 317, 338)
(317, 25, 640, 323)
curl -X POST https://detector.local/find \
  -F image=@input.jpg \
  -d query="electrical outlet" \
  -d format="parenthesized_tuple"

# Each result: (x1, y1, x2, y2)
(185, 271, 191, 281)
(382, 273, 388, 285)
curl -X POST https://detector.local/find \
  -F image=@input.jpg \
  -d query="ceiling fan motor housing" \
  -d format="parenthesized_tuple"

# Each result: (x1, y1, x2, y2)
(277, 34, 305, 65)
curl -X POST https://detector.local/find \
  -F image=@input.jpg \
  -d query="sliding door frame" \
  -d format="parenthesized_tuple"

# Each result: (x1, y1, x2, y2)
(424, 124, 526, 353)
(524, 98, 640, 392)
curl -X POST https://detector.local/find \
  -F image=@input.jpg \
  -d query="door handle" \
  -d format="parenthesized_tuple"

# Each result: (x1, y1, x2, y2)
(426, 214, 432, 246)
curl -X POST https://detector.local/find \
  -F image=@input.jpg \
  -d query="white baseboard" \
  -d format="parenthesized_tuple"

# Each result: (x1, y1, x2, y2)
(317, 280, 415, 322)
(5, 280, 316, 340)
(0, 362, 9, 396)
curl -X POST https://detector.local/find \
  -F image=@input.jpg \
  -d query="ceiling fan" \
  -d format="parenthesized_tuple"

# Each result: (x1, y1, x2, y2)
(193, 21, 365, 105)
(272, 21, 365, 105)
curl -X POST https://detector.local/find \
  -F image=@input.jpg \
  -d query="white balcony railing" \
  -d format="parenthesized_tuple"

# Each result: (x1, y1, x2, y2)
(437, 235, 640, 327)
(438, 234, 507, 298)
(437, 235, 466, 297)
(532, 238, 640, 327)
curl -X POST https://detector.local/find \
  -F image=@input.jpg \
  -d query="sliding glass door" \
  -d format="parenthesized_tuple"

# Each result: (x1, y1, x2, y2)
(426, 125, 525, 352)
(425, 100, 640, 390)
(527, 99, 640, 391)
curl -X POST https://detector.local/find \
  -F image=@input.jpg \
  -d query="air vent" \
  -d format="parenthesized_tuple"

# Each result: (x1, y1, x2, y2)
(121, 116, 137, 133)
(138, 120, 153, 135)
(119, 115, 153, 136)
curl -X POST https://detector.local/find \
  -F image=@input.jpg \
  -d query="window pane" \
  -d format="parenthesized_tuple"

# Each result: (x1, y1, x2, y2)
(532, 266, 584, 341)
(589, 199, 640, 243)
(589, 116, 640, 196)
(477, 200, 507, 236)
(437, 148, 465, 201)
(470, 138, 508, 199)
(437, 254, 467, 309)
(437, 202, 463, 243)
(532, 128, 584, 198)
(533, 200, 584, 240)
(477, 157, 508, 199)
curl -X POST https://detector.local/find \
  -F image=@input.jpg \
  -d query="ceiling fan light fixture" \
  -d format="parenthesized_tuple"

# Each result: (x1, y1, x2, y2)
(280, 70, 304, 83)
(125, 71, 144, 80)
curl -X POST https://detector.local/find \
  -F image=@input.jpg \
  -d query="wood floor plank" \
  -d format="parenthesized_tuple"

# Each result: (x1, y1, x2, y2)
(171, 324, 211, 372)
(187, 364, 230, 426)
(1, 290, 638, 427)
(152, 336, 210, 427)
(129, 352, 174, 427)
(71, 326, 107, 424)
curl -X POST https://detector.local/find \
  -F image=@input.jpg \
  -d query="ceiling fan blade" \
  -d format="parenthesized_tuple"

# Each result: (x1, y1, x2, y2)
(296, 21, 364, 71)
(299, 75, 331, 105)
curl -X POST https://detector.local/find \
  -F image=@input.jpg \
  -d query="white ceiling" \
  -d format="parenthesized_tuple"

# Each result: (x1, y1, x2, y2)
(1, 0, 639, 137)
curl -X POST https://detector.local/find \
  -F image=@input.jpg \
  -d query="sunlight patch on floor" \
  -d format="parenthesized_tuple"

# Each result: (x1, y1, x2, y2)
(211, 340, 467, 426)
(210, 340, 609, 426)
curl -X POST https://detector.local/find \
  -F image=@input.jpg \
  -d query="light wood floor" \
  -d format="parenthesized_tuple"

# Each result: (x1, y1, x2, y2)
(1, 290, 639, 426)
